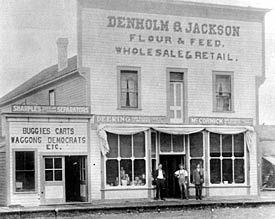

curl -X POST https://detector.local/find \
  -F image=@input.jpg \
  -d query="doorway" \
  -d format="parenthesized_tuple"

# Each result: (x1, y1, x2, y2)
(65, 156, 87, 202)
(160, 155, 185, 198)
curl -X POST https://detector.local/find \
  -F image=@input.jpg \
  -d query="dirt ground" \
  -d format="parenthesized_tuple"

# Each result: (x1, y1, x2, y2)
(35, 205, 275, 219)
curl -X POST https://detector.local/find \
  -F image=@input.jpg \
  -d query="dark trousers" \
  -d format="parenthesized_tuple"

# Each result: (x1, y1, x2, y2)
(195, 184, 202, 200)
(156, 179, 165, 199)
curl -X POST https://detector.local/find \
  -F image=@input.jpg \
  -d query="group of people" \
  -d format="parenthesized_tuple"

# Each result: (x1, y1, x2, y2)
(153, 163, 203, 200)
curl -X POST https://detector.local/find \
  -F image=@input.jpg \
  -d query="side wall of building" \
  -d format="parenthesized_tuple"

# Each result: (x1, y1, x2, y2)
(0, 75, 87, 110)
(0, 151, 7, 206)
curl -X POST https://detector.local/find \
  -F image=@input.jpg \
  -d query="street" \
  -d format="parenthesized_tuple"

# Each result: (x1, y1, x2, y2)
(39, 205, 275, 219)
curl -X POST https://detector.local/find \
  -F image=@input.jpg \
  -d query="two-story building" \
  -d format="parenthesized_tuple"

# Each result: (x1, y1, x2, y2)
(0, 0, 269, 206)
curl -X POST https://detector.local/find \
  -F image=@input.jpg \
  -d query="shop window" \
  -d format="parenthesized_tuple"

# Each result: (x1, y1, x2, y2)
(106, 160, 118, 186)
(160, 133, 184, 153)
(107, 133, 118, 158)
(210, 133, 245, 184)
(15, 151, 35, 192)
(189, 133, 204, 182)
(214, 72, 233, 112)
(118, 67, 140, 109)
(134, 132, 145, 157)
(49, 89, 56, 106)
(106, 132, 146, 187)
(45, 157, 62, 181)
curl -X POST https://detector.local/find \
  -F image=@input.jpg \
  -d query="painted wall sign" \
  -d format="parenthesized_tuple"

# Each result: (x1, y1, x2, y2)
(12, 105, 90, 114)
(9, 122, 88, 153)
(107, 16, 240, 36)
(103, 13, 242, 62)
(94, 115, 168, 124)
(189, 117, 253, 126)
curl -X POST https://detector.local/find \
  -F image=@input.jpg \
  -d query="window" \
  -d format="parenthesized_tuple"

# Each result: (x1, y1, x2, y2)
(213, 72, 233, 112)
(45, 157, 63, 181)
(210, 133, 245, 184)
(169, 71, 184, 123)
(106, 132, 146, 187)
(49, 89, 56, 106)
(15, 151, 35, 192)
(118, 67, 140, 109)
(160, 133, 185, 153)
(189, 132, 204, 182)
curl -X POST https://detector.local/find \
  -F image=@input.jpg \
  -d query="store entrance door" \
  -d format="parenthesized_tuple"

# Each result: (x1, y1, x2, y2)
(65, 156, 87, 202)
(42, 156, 87, 204)
(42, 157, 66, 204)
(160, 155, 185, 198)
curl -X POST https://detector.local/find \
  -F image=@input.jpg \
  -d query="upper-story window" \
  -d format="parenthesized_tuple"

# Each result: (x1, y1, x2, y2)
(118, 67, 140, 109)
(213, 72, 233, 112)
(169, 70, 185, 123)
(49, 89, 56, 106)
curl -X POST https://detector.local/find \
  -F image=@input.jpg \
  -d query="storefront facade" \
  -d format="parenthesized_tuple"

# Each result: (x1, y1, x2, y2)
(0, 108, 91, 206)
(78, 0, 267, 200)
(0, 0, 269, 206)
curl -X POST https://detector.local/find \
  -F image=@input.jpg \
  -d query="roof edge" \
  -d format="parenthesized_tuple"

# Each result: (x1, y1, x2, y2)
(169, 0, 271, 13)
(0, 69, 79, 107)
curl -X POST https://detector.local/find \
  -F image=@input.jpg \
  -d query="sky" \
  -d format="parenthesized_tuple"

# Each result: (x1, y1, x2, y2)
(0, 0, 275, 124)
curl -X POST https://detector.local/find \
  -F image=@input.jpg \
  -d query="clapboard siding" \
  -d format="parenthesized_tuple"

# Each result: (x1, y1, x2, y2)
(0, 152, 7, 206)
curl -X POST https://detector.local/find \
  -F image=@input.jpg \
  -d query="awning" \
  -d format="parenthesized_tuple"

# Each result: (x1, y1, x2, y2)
(97, 125, 254, 155)
(97, 125, 150, 155)
(0, 136, 5, 152)
(152, 127, 204, 135)
(263, 156, 275, 165)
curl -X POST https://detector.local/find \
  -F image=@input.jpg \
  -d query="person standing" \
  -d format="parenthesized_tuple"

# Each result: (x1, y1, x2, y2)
(192, 163, 204, 200)
(153, 163, 166, 200)
(174, 164, 189, 199)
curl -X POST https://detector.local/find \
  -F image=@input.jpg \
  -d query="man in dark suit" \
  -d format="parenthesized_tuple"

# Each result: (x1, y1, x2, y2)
(153, 163, 166, 200)
(192, 163, 204, 200)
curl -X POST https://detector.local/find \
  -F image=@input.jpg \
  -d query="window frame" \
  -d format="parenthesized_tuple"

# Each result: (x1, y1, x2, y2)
(212, 71, 234, 112)
(49, 89, 56, 106)
(13, 149, 37, 194)
(208, 133, 246, 186)
(188, 132, 205, 184)
(44, 157, 63, 182)
(105, 132, 147, 188)
(159, 133, 186, 154)
(117, 66, 141, 110)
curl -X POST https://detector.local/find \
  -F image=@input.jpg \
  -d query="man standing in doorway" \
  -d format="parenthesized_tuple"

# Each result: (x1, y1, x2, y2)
(153, 163, 166, 200)
(174, 164, 188, 199)
(193, 163, 204, 200)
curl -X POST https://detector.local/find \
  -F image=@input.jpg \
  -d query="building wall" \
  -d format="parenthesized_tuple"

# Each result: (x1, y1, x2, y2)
(7, 117, 89, 206)
(80, 2, 263, 125)
(0, 151, 7, 206)
(0, 75, 87, 111)
(90, 129, 102, 200)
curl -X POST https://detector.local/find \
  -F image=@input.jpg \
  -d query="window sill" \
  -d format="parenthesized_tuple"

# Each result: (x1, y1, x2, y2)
(213, 110, 235, 113)
(13, 191, 37, 195)
(117, 107, 142, 111)
(205, 184, 249, 188)
(102, 186, 148, 191)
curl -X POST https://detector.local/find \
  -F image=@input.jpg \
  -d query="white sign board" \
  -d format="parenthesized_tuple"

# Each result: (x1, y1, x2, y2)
(9, 122, 88, 153)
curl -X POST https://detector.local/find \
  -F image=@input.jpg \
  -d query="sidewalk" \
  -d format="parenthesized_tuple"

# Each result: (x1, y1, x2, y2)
(1, 195, 275, 218)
